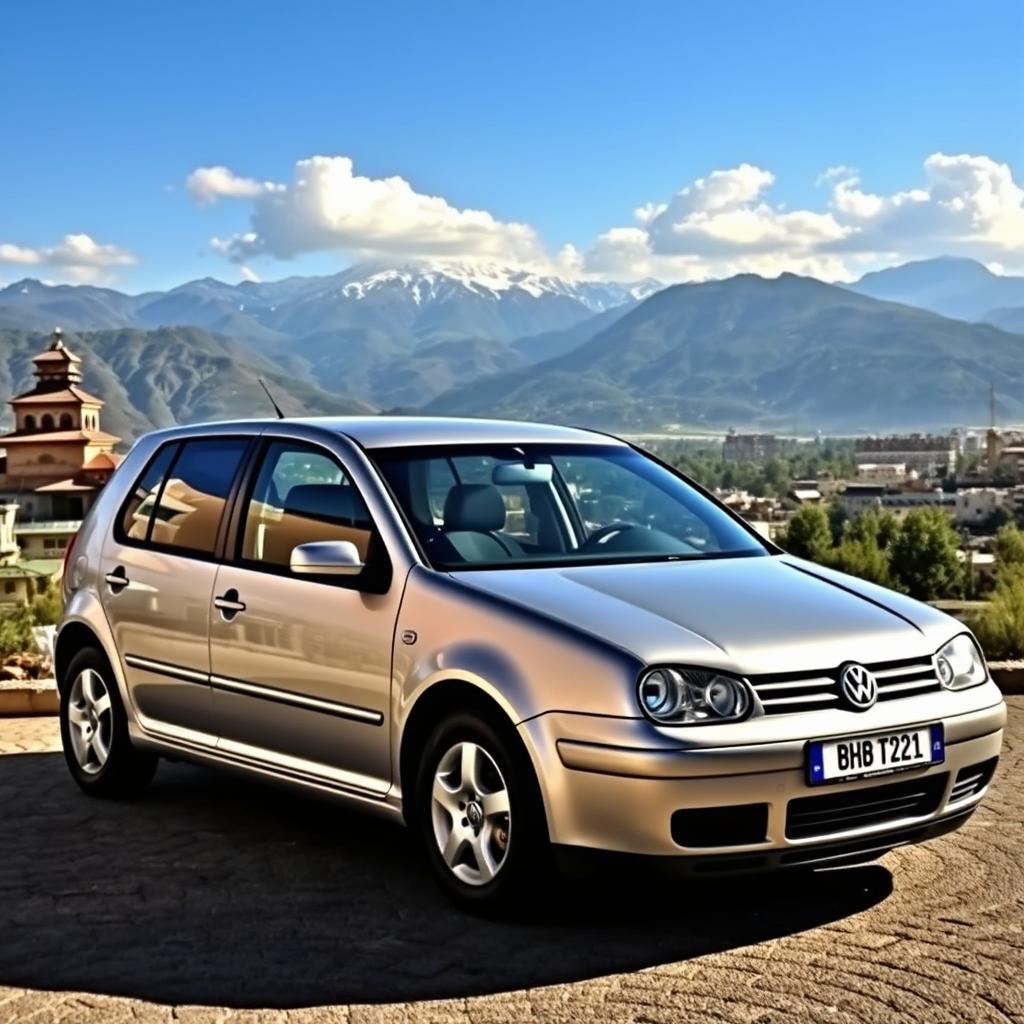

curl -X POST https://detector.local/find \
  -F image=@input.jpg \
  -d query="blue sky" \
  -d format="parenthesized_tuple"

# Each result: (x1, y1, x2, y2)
(2, 0, 1022, 291)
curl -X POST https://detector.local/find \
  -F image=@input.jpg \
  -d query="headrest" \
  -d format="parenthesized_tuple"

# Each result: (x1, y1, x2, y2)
(284, 483, 359, 522)
(443, 484, 506, 533)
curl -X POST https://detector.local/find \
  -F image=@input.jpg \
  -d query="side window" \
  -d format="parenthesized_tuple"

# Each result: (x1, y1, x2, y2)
(240, 442, 374, 570)
(119, 443, 178, 541)
(150, 438, 249, 555)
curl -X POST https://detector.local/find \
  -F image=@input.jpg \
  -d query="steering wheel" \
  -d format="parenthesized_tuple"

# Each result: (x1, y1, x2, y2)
(582, 522, 644, 549)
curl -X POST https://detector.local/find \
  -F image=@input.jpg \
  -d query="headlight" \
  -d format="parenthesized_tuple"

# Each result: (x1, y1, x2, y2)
(935, 634, 987, 691)
(638, 667, 751, 724)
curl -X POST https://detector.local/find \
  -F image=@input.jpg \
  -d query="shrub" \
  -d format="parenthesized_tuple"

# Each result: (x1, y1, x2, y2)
(0, 603, 36, 658)
(0, 585, 62, 658)
(993, 523, 1024, 570)
(973, 564, 1024, 661)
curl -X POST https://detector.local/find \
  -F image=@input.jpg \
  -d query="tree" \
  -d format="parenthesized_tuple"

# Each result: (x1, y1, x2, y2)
(827, 501, 848, 546)
(887, 508, 965, 600)
(762, 457, 792, 498)
(828, 538, 892, 587)
(843, 508, 901, 552)
(779, 504, 832, 562)
(993, 522, 1024, 570)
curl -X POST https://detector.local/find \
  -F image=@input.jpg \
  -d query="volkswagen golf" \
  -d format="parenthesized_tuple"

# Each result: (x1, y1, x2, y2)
(56, 417, 1006, 908)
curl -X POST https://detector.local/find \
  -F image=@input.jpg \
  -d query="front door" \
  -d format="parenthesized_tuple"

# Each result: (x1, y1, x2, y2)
(100, 435, 253, 745)
(208, 439, 399, 796)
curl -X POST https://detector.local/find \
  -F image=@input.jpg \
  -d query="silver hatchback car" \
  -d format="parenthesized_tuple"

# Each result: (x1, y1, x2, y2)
(57, 417, 1006, 908)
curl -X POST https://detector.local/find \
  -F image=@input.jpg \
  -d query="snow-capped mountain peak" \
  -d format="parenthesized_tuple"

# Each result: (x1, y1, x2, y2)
(326, 258, 659, 312)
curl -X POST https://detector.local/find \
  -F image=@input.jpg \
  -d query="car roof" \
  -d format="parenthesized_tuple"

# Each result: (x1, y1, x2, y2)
(143, 416, 624, 449)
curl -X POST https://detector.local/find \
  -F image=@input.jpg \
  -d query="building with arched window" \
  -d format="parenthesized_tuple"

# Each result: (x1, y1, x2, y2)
(0, 330, 124, 604)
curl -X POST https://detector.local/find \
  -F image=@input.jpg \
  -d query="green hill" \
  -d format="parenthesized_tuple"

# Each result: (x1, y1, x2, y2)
(427, 273, 1024, 432)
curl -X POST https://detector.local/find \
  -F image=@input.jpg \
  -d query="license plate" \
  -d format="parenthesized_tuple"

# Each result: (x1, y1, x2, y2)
(807, 724, 944, 786)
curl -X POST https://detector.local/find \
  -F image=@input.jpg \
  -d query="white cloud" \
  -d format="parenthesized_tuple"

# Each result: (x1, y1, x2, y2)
(239, 265, 261, 283)
(185, 151, 1024, 284)
(582, 164, 852, 282)
(579, 153, 1024, 282)
(815, 165, 856, 187)
(189, 155, 545, 265)
(186, 165, 285, 206)
(830, 153, 1024, 259)
(0, 243, 42, 265)
(0, 233, 137, 283)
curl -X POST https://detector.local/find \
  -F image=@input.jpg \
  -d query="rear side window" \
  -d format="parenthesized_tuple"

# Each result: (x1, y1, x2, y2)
(151, 438, 250, 556)
(120, 443, 178, 541)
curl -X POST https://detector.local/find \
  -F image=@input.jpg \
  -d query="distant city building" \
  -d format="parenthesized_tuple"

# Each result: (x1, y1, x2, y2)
(854, 434, 956, 478)
(722, 431, 780, 462)
(995, 446, 1024, 484)
(856, 462, 911, 484)
(961, 431, 982, 455)
(839, 483, 886, 515)
(879, 490, 956, 519)
(789, 485, 822, 504)
(0, 330, 123, 605)
(0, 503, 56, 604)
(984, 428, 1024, 472)
(955, 488, 1012, 527)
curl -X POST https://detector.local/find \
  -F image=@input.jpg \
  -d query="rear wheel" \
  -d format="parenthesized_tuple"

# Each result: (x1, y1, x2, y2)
(414, 710, 551, 912)
(59, 647, 158, 798)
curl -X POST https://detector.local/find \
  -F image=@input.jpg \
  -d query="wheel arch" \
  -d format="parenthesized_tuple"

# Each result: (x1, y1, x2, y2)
(398, 678, 532, 826)
(55, 620, 115, 697)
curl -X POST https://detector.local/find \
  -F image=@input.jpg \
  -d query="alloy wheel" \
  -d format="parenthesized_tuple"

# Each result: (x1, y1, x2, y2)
(431, 740, 512, 886)
(66, 668, 114, 775)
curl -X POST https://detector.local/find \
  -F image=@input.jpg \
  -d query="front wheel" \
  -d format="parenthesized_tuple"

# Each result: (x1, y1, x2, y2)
(59, 647, 158, 798)
(414, 711, 551, 912)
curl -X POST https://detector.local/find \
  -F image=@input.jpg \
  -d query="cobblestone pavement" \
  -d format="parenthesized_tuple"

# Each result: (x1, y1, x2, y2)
(0, 702, 1021, 1023)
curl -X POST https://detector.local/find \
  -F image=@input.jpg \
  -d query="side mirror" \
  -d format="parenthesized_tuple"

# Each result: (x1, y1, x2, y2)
(290, 540, 364, 576)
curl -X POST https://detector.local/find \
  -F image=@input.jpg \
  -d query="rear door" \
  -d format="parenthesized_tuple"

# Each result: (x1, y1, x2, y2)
(100, 434, 253, 745)
(208, 437, 400, 795)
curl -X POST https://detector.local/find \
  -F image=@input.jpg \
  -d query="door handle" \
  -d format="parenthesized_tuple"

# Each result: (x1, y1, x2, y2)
(214, 589, 246, 618)
(104, 566, 130, 592)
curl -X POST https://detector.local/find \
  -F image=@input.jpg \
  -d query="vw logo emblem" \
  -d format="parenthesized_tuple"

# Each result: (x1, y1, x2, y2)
(839, 663, 878, 711)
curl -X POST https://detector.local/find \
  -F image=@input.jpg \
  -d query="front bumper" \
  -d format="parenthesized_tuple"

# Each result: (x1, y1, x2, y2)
(518, 690, 1006, 861)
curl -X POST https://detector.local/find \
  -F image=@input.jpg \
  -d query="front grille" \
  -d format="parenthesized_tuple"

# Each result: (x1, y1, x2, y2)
(786, 773, 949, 840)
(749, 655, 941, 716)
(948, 758, 998, 804)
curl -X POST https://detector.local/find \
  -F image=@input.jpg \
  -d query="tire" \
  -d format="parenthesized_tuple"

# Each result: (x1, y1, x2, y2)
(414, 709, 552, 913)
(59, 646, 158, 798)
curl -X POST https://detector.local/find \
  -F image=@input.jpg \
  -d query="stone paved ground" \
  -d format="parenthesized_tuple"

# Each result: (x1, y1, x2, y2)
(0, 702, 1021, 1023)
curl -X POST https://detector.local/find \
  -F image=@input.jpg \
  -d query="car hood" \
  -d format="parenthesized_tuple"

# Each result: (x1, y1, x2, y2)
(450, 554, 959, 675)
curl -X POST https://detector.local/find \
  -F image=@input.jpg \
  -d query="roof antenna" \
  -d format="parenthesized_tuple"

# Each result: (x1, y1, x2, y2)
(258, 377, 285, 419)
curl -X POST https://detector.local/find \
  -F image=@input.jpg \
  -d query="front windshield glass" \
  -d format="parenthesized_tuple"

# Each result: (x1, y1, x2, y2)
(370, 443, 768, 570)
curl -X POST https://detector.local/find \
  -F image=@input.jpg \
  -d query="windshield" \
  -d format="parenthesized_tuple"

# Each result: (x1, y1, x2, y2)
(370, 443, 768, 570)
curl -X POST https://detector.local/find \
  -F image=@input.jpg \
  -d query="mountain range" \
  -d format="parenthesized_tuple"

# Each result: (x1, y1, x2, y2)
(427, 272, 1024, 432)
(1, 256, 1023, 437)
(0, 261, 656, 413)
(849, 256, 1024, 325)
